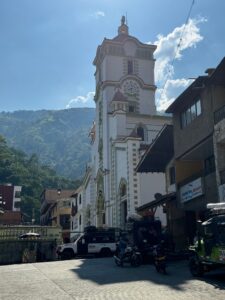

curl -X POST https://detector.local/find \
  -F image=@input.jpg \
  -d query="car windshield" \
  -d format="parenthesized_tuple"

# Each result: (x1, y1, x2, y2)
(204, 225, 214, 238)
(70, 234, 81, 243)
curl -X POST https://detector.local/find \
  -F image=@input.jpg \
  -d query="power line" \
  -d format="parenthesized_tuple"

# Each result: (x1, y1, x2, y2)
(160, 0, 196, 98)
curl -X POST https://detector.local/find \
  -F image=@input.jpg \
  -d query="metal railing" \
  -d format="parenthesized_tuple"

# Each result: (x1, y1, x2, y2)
(0, 225, 61, 240)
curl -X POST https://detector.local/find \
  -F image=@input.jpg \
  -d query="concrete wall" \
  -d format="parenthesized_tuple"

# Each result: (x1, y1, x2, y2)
(211, 85, 225, 112)
(175, 160, 203, 184)
(0, 240, 57, 265)
(173, 88, 214, 159)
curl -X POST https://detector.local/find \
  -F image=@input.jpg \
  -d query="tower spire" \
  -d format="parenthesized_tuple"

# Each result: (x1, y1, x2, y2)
(118, 15, 129, 35)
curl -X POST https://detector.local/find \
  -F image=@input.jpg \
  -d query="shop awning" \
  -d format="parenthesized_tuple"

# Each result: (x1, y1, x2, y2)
(136, 124, 174, 173)
(136, 192, 176, 212)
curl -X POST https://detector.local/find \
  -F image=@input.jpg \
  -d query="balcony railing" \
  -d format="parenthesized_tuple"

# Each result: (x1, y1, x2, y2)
(214, 104, 225, 124)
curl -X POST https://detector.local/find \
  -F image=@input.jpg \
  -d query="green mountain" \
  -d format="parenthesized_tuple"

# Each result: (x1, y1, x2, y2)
(0, 108, 95, 180)
(0, 135, 79, 223)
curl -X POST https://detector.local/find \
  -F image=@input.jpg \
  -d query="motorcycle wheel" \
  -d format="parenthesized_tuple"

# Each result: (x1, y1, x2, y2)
(131, 254, 142, 267)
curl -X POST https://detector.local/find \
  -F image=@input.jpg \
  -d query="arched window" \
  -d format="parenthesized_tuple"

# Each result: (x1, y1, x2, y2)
(119, 178, 127, 198)
(137, 126, 144, 141)
(121, 184, 126, 197)
(128, 60, 133, 74)
(79, 194, 82, 204)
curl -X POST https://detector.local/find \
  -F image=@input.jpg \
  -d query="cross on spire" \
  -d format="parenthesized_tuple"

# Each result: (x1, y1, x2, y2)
(118, 16, 129, 35)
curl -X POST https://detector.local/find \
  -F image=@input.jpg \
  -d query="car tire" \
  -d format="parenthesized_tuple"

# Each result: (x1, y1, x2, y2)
(189, 256, 204, 277)
(61, 249, 74, 260)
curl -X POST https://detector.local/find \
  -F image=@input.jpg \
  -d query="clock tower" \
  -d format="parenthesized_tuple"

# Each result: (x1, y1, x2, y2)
(91, 17, 170, 228)
(93, 16, 157, 116)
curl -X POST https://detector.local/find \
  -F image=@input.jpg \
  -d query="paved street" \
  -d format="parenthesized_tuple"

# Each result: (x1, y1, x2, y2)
(0, 258, 224, 300)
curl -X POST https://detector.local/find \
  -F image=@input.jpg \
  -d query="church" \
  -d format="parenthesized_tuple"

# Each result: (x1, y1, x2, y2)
(70, 17, 171, 235)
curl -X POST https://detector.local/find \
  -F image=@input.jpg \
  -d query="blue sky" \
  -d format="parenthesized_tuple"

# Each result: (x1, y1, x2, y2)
(0, 0, 225, 112)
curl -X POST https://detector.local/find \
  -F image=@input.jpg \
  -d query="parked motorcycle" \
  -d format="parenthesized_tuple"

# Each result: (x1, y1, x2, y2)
(114, 245, 142, 267)
(152, 242, 167, 274)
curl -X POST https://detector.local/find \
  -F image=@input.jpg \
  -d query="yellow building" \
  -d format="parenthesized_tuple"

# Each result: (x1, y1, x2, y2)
(40, 189, 75, 242)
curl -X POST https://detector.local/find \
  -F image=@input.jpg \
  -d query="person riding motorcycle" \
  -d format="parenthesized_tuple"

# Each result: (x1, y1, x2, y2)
(152, 239, 167, 274)
(118, 235, 128, 260)
(114, 235, 142, 267)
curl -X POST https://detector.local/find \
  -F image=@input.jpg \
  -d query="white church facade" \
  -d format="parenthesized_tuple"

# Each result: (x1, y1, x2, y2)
(71, 17, 171, 236)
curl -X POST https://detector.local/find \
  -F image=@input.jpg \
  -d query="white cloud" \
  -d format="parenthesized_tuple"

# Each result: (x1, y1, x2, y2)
(66, 91, 95, 109)
(150, 17, 207, 111)
(92, 11, 105, 19)
(156, 78, 193, 111)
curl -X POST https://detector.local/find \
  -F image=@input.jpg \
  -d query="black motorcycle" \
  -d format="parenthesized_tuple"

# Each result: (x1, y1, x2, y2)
(114, 245, 142, 267)
(152, 242, 167, 274)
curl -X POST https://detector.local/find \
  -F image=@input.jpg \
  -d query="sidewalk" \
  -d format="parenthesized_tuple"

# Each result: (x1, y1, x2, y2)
(0, 258, 224, 300)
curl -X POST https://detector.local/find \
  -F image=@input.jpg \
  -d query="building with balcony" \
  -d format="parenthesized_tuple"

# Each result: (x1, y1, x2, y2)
(40, 189, 75, 242)
(164, 57, 225, 247)
(136, 57, 225, 250)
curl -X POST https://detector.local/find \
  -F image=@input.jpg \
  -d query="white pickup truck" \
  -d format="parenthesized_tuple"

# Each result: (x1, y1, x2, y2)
(57, 229, 117, 260)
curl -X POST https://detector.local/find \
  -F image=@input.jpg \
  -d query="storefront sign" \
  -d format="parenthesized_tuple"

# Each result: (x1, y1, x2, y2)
(180, 177, 203, 203)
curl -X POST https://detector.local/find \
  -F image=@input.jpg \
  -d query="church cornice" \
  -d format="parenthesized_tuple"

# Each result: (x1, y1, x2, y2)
(93, 37, 156, 67)
(111, 136, 141, 146)
(111, 110, 126, 117)
(126, 113, 172, 120)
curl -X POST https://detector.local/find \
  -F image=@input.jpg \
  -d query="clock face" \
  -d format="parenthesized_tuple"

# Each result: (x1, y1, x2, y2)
(123, 80, 139, 96)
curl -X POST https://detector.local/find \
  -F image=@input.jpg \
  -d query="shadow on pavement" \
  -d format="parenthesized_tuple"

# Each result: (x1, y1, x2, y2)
(198, 272, 225, 290)
(68, 257, 207, 291)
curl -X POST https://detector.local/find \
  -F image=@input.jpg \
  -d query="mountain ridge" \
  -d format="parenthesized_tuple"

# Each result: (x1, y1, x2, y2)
(0, 108, 95, 180)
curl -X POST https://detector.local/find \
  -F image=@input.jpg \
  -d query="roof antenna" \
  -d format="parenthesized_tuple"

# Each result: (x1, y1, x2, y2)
(126, 12, 128, 25)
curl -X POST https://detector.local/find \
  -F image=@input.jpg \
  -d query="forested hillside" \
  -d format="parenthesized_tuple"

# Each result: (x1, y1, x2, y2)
(0, 135, 79, 223)
(0, 108, 95, 180)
